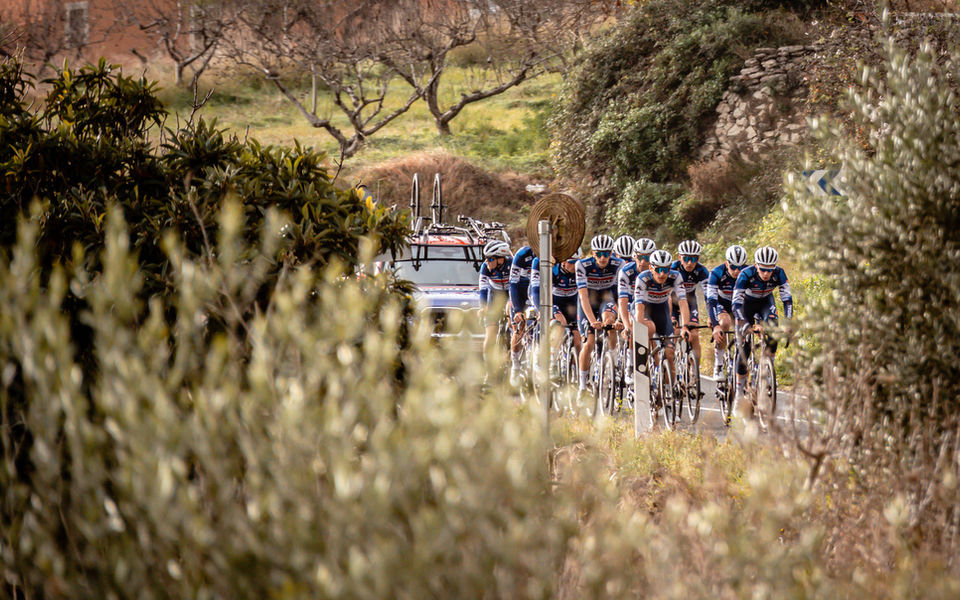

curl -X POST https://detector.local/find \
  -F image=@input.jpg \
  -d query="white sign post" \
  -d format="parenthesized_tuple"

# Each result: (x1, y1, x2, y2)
(538, 220, 553, 436)
(632, 315, 651, 438)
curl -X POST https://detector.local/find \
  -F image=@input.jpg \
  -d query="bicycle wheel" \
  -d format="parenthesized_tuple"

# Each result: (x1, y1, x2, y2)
(674, 345, 686, 423)
(684, 351, 701, 424)
(597, 348, 616, 418)
(755, 356, 778, 431)
(648, 360, 660, 429)
(716, 352, 735, 427)
(658, 357, 676, 430)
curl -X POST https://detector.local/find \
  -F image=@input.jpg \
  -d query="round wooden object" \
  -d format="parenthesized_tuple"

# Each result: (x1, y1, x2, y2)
(526, 193, 585, 262)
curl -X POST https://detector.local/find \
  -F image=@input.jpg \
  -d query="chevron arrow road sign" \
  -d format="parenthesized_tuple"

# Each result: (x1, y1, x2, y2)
(801, 169, 845, 196)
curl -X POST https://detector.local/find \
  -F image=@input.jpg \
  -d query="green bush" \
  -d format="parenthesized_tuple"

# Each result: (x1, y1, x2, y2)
(606, 178, 688, 242)
(551, 0, 803, 186)
(0, 58, 409, 363)
(785, 36, 960, 536)
(0, 59, 408, 279)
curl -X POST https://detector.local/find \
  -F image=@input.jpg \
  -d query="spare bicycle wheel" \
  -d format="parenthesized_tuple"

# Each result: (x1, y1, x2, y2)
(526, 193, 586, 262)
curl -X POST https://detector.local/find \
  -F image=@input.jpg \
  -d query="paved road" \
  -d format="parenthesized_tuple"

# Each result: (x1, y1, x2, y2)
(630, 374, 812, 438)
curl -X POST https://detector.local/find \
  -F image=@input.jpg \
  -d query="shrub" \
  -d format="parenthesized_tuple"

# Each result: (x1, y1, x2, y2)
(606, 178, 688, 242)
(0, 58, 409, 359)
(0, 207, 571, 598)
(785, 35, 960, 550)
(2, 206, 959, 595)
(687, 155, 749, 205)
(551, 0, 804, 187)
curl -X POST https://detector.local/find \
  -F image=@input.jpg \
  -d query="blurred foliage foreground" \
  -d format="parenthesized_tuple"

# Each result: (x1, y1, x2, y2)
(5, 36, 960, 599)
(3, 205, 959, 599)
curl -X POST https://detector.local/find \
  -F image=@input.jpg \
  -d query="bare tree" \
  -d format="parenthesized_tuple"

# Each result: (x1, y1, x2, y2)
(0, 1, 99, 72)
(113, 0, 232, 87)
(376, 0, 607, 135)
(223, 0, 434, 159)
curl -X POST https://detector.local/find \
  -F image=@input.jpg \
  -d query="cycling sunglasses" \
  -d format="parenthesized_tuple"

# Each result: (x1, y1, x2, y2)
(758, 266, 776, 273)
(681, 255, 699, 263)
(595, 250, 612, 257)
(637, 254, 651, 261)
(654, 266, 670, 274)
(729, 264, 745, 271)
(485, 256, 499, 263)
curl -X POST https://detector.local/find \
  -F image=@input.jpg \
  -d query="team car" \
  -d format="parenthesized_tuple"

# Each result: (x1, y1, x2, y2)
(377, 173, 511, 342)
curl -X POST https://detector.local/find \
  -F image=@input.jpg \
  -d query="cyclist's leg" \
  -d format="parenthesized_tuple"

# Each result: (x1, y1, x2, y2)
(736, 300, 762, 396)
(650, 303, 676, 380)
(560, 301, 582, 353)
(759, 296, 779, 358)
(482, 292, 506, 362)
(686, 295, 702, 361)
(549, 304, 567, 351)
(577, 303, 596, 390)
(716, 301, 733, 351)
(714, 309, 733, 376)
(600, 301, 619, 349)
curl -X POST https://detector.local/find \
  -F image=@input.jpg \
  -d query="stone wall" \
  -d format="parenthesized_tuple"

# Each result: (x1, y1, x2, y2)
(699, 45, 818, 163)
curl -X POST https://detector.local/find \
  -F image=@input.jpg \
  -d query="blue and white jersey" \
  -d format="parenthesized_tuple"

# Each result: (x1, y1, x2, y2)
(670, 260, 709, 301)
(530, 257, 579, 307)
(634, 269, 686, 305)
(478, 259, 512, 304)
(732, 265, 793, 320)
(509, 246, 536, 311)
(706, 263, 740, 326)
(576, 256, 623, 305)
(617, 261, 641, 301)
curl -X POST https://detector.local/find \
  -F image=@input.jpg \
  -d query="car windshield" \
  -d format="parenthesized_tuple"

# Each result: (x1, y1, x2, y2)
(392, 246, 480, 286)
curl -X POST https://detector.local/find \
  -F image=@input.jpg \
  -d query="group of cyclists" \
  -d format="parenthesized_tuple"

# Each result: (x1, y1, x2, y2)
(478, 233, 793, 407)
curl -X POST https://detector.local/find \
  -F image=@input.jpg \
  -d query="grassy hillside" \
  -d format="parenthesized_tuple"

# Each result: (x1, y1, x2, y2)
(158, 65, 559, 177)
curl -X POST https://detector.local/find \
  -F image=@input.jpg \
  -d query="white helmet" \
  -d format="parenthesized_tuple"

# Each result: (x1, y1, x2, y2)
(677, 240, 702, 256)
(725, 244, 747, 266)
(566, 248, 583, 261)
(483, 240, 511, 258)
(590, 234, 615, 252)
(614, 235, 636, 257)
(649, 249, 672, 268)
(633, 238, 657, 256)
(754, 246, 779, 267)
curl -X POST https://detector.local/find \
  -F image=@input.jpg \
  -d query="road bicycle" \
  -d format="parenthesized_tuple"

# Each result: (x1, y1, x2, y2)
(736, 322, 778, 431)
(596, 323, 624, 418)
(712, 329, 737, 427)
(648, 334, 681, 430)
(584, 322, 617, 418)
(514, 306, 541, 400)
(556, 323, 579, 386)
(674, 325, 708, 425)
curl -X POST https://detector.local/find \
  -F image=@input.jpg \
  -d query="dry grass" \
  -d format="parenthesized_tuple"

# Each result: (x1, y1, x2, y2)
(548, 414, 960, 597)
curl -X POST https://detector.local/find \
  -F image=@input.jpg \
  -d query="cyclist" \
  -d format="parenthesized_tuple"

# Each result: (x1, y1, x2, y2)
(531, 248, 583, 365)
(613, 235, 636, 262)
(576, 235, 624, 396)
(479, 240, 515, 369)
(732, 245, 793, 402)
(670, 240, 709, 361)
(706, 244, 747, 378)
(508, 244, 538, 383)
(634, 250, 692, 381)
(616, 238, 656, 334)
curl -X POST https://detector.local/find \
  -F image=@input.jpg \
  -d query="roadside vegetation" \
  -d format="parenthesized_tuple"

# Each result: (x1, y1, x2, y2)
(3, 0, 960, 596)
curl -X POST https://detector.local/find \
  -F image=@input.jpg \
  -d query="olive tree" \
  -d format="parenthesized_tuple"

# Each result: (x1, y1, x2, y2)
(785, 34, 960, 539)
